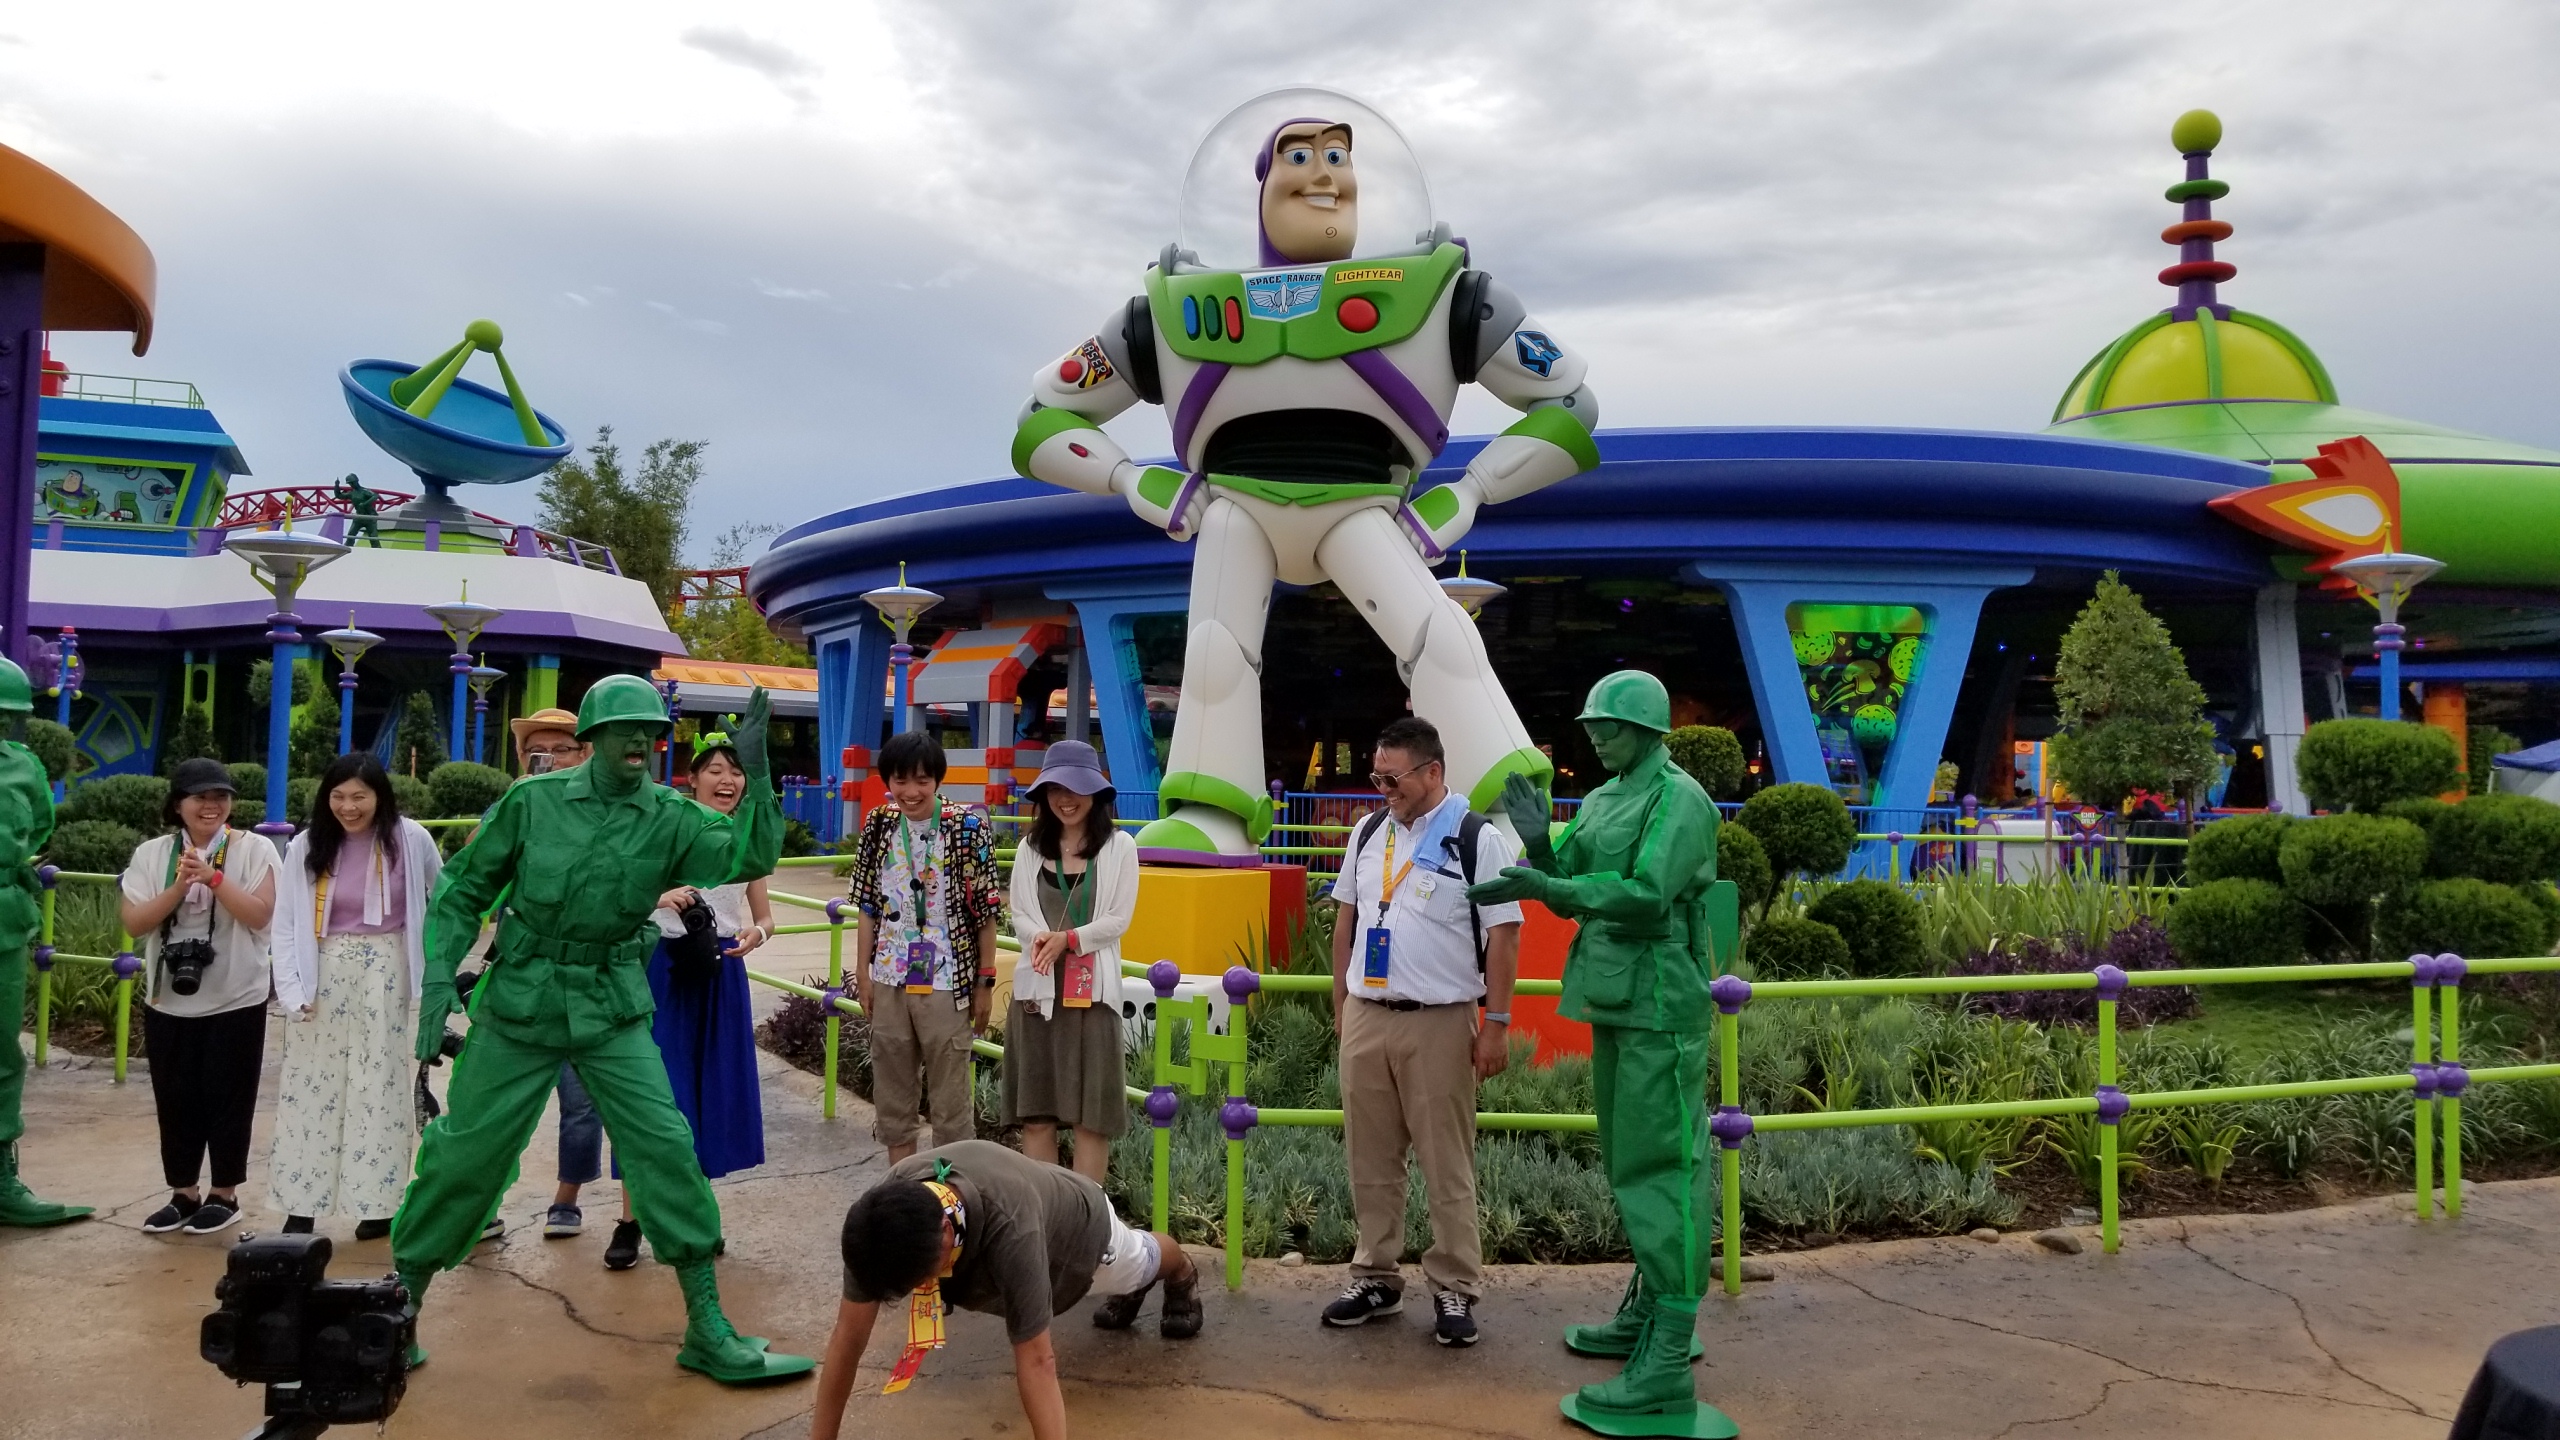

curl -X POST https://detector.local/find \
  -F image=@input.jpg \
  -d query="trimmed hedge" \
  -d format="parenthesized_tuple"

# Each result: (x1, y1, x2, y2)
(23, 719, 74, 782)
(427, 762, 510, 821)
(1806, 878, 1924, 977)
(2186, 812, 2291, 884)
(1717, 822, 1775, 915)
(392, 774, 436, 821)
(1745, 914, 1851, 978)
(2166, 878, 2302, 969)
(1666, 726, 1747, 800)
(2426, 793, 2560, 885)
(46, 819, 143, 875)
(2297, 719, 2460, 812)
(61, 774, 167, 831)
(2277, 814, 2427, 907)
(1737, 783, 1855, 880)
(2378, 879, 2550, 965)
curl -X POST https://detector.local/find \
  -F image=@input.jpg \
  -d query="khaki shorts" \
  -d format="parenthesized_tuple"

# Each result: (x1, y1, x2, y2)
(868, 985, 975, 1149)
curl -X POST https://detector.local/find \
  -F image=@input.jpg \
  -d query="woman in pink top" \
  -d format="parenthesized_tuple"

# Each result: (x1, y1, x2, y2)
(267, 753, 443, 1238)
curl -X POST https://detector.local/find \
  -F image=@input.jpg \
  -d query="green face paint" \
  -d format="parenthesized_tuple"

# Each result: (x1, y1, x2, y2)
(1582, 718, 1657, 777)
(585, 722, 659, 794)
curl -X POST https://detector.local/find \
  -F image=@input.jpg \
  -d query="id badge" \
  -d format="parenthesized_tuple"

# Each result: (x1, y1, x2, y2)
(903, 939, 938, 994)
(1059, 950, 1097, 1008)
(1362, 927, 1391, 990)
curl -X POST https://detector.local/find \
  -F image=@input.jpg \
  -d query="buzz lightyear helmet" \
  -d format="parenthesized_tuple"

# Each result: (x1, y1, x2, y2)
(1175, 86, 1437, 272)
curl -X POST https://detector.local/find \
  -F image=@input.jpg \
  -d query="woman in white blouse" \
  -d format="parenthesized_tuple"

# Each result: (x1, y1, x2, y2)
(267, 753, 443, 1239)
(1002, 740, 1140, 1183)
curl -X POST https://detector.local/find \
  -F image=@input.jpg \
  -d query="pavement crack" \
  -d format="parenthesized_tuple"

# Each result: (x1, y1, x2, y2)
(1986, 1375, 2133, 1440)
(468, 1243, 673, 1348)
(2170, 1219, 2433, 1417)
(1807, 1259, 2426, 1420)
(1087, 1375, 1542, 1436)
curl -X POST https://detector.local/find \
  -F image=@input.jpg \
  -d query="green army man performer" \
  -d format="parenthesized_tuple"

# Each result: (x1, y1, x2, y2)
(0, 657, 91, 1228)
(1469, 670, 1732, 1438)
(391, 675, 812, 1384)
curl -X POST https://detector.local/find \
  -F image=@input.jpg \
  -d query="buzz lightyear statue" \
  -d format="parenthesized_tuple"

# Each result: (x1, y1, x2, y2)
(1012, 88, 1600, 858)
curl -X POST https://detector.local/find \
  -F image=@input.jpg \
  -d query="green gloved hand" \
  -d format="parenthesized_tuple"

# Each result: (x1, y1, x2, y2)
(1469, 864, 1553, 907)
(415, 978, 458, 1062)
(732, 686, 772, 783)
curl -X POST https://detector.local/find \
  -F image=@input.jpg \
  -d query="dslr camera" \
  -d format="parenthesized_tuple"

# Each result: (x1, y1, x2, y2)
(162, 935, 216, 997)
(667, 894, 723, 989)
(201, 1232, 411, 1439)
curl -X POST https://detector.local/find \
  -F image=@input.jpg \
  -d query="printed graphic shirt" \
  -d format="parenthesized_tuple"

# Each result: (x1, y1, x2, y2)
(847, 801, 1002, 993)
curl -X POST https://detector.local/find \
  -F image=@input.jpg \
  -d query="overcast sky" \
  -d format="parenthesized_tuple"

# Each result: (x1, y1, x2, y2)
(10, 2, 2558, 563)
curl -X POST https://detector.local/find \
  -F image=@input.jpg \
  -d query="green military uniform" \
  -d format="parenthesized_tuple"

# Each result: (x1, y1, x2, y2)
(0, 658, 90, 1227)
(335, 474, 382, 548)
(391, 676, 811, 1385)
(1474, 671, 1730, 1438)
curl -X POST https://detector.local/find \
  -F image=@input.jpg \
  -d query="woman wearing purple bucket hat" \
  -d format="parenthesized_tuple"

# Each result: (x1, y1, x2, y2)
(1002, 740, 1141, 1189)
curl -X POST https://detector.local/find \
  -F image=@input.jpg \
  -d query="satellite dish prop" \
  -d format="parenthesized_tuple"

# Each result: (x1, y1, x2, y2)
(338, 319, 571, 524)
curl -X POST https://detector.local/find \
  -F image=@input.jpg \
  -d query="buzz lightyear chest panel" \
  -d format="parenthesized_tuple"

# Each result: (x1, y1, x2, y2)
(1149, 243, 1465, 364)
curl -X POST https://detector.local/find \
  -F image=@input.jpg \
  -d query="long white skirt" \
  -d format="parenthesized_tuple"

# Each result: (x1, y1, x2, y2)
(267, 932, 416, 1219)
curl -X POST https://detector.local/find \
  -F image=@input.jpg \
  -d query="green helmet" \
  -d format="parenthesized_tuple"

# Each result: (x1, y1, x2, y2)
(1577, 670, 1672, 734)
(576, 674, 673, 738)
(0, 658, 32, 716)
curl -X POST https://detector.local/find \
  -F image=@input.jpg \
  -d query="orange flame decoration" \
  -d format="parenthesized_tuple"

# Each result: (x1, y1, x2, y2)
(2206, 435, 2403, 589)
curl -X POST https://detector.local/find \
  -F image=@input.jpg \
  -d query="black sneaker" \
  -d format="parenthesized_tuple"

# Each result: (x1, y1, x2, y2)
(141, 1193, 201, 1233)
(604, 1219, 641, 1271)
(1321, 1279, 1403, 1327)
(354, 1219, 393, 1242)
(1432, 1291, 1479, 1347)
(477, 1216, 504, 1245)
(282, 1214, 315, 1235)
(181, 1197, 241, 1235)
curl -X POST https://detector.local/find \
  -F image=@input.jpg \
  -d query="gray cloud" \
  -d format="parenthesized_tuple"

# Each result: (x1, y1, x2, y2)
(23, 0, 2560, 570)
(679, 26, 821, 103)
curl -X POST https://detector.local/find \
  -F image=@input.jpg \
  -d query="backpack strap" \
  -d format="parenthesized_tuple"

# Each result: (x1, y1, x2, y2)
(1350, 809, 1390, 895)
(1442, 811, 1490, 973)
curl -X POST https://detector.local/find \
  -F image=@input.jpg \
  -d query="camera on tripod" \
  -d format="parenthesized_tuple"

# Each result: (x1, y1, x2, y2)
(201, 1232, 411, 1438)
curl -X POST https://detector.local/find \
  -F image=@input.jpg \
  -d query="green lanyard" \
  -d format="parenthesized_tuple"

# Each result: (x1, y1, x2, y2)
(1056, 859, 1093, 929)
(894, 813, 939, 945)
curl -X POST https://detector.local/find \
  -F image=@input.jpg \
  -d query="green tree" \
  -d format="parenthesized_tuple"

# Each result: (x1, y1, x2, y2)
(2468, 724, 2521, 796)
(2046, 571, 2219, 809)
(160, 705, 223, 774)
(291, 687, 341, 778)
(1663, 725, 1745, 800)
(669, 523, 811, 666)
(538, 426, 706, 610)
(393, 692, 447, 779)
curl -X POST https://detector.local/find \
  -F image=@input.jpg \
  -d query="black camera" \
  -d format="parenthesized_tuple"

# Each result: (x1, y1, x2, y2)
(201, 1232, 411, 1437)
(668, 894, 723, 988)
(163, 936, 216, 997)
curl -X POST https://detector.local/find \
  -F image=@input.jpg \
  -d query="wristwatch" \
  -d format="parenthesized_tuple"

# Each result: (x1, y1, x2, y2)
(1482, 1010, 1512, 1025)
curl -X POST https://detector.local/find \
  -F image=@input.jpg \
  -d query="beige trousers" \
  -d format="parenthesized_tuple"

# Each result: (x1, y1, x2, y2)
(1340, 998, 1483, 1299)
(869, 986, 975, 1149)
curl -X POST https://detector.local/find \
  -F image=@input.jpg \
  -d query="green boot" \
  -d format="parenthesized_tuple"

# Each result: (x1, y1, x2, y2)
(1560, 1296, 1737, 1439)
(1565, 1272, 1705, 1362)
(0, 1141, 92, 1227)
(673, 1260, 815, 1385)
(397, 1268, 434, 1371)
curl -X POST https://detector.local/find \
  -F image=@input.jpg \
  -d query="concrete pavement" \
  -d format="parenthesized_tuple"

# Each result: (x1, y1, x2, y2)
(7, 933, 2550, 1438)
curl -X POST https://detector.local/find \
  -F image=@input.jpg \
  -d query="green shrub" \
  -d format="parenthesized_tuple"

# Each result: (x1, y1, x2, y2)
(427, 761, 510, 820)
(61, 773, 167, 831)
(1717, 822, 1774, 915)
(2523, 883, 2560, 953)
(2377, 879, 2548, 963)
(231, 797, 266, 830)
(2186, 813, 2292, 884)
(2166, 878, 2301, 969)
(159, 708, 222, 773)
(1737, 783, 1855, 880)
(1806, 878, 1924, 977)
(44, 819, 143, 875)
(22, 719, 75, 782)
(2297, 719, 2460, 812)
(2277, 814, 2427, 907)
(2381, 796, 2450, 836)
(393, 692, 446, 779)
(1665, 726, 1746, 800)
(784, 818, 820, 857)
(1745, 914, 1851, 978)
(287, 777, 319, 826)
(2425, 793, 2560, 884)
(393, 773, 436, 820)
(227, 762, 268, 805)
(2470, 724, 2521, 795)
(247, 659, 313, 707)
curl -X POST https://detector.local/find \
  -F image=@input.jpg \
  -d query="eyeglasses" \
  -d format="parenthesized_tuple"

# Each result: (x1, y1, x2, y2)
(1369, 765, 1432, 790)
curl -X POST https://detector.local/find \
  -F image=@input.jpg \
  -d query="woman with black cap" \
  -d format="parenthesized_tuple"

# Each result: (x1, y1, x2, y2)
(117, 757, 280, 1236)
(1002, 740, 1140, 1185)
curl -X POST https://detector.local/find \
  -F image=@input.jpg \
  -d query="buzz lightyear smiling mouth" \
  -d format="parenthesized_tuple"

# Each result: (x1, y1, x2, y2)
(1301, 194, 1338, 209)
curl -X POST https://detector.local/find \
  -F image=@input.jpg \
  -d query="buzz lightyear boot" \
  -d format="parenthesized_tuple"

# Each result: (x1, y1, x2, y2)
(1564, 1271, 1703, 1362)
(1133, 774, 1271, 865)
(673, 1260, 815, 1384)
(0, 1142, 92, 1227)
(1559, 1296, 1737, 1439)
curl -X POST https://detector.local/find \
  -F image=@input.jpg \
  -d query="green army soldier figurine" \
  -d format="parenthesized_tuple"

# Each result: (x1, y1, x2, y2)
(0, 657, 90, 1228)
(334, 473, 383, 548)
(1470, 670, 1731, 1438)
(390, 675, 812, 1384)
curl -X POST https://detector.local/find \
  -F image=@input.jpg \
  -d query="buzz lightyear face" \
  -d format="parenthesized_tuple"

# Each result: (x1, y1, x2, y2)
(1260, 121, 1358, 263)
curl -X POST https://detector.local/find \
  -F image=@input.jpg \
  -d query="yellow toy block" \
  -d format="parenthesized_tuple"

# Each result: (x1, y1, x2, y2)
(1120, 866, 1273, 977)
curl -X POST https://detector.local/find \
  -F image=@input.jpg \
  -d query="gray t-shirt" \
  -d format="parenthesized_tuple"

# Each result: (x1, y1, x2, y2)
(846, 1140, 1114, 1343)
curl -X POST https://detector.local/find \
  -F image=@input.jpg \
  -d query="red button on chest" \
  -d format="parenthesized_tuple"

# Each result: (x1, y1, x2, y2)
(1338, 296, 1379, 333)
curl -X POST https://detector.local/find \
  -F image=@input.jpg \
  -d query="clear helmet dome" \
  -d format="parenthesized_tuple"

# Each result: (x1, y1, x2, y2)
(1175, 86, 1437, 273)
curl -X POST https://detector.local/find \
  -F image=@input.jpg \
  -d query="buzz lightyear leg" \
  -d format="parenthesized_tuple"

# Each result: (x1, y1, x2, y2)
(1318, 507, 1552, 827)
(1142, 497, 1278, 859)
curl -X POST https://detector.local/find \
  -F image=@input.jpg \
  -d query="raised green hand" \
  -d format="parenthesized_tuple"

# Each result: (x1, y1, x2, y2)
(733, 686, 771, 781)
(1499, 772, 1553, 861)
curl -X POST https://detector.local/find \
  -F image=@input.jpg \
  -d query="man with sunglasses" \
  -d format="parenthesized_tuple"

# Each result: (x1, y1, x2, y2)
(1323, 717, 1521, 1347)
(1470, 670, 1728, 1437)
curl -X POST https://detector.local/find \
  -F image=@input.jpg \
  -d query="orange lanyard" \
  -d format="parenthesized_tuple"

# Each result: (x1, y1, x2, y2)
(1379, 824, 1418, 910)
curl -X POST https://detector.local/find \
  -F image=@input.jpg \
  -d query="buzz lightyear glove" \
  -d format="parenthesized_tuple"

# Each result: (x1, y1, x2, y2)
(1394, 404, 1603, 561)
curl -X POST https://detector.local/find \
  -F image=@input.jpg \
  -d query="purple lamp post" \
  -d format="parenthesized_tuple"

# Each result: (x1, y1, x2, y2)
(862, 562, 942, 737)
(424, 585, 503, 764)
(317, 614, 382, 755)
(468, 656, 506, 765)
(224, 530, 352, 836)
(48, 625, 79, 728)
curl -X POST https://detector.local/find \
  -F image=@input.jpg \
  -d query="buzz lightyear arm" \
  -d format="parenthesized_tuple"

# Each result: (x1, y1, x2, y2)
(1397, 278, 1601, 560)
(1011, 303, 1208, 541)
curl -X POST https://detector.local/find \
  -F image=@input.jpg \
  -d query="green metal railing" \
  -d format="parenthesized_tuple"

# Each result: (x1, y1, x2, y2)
(27, 868, 143, 1082)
